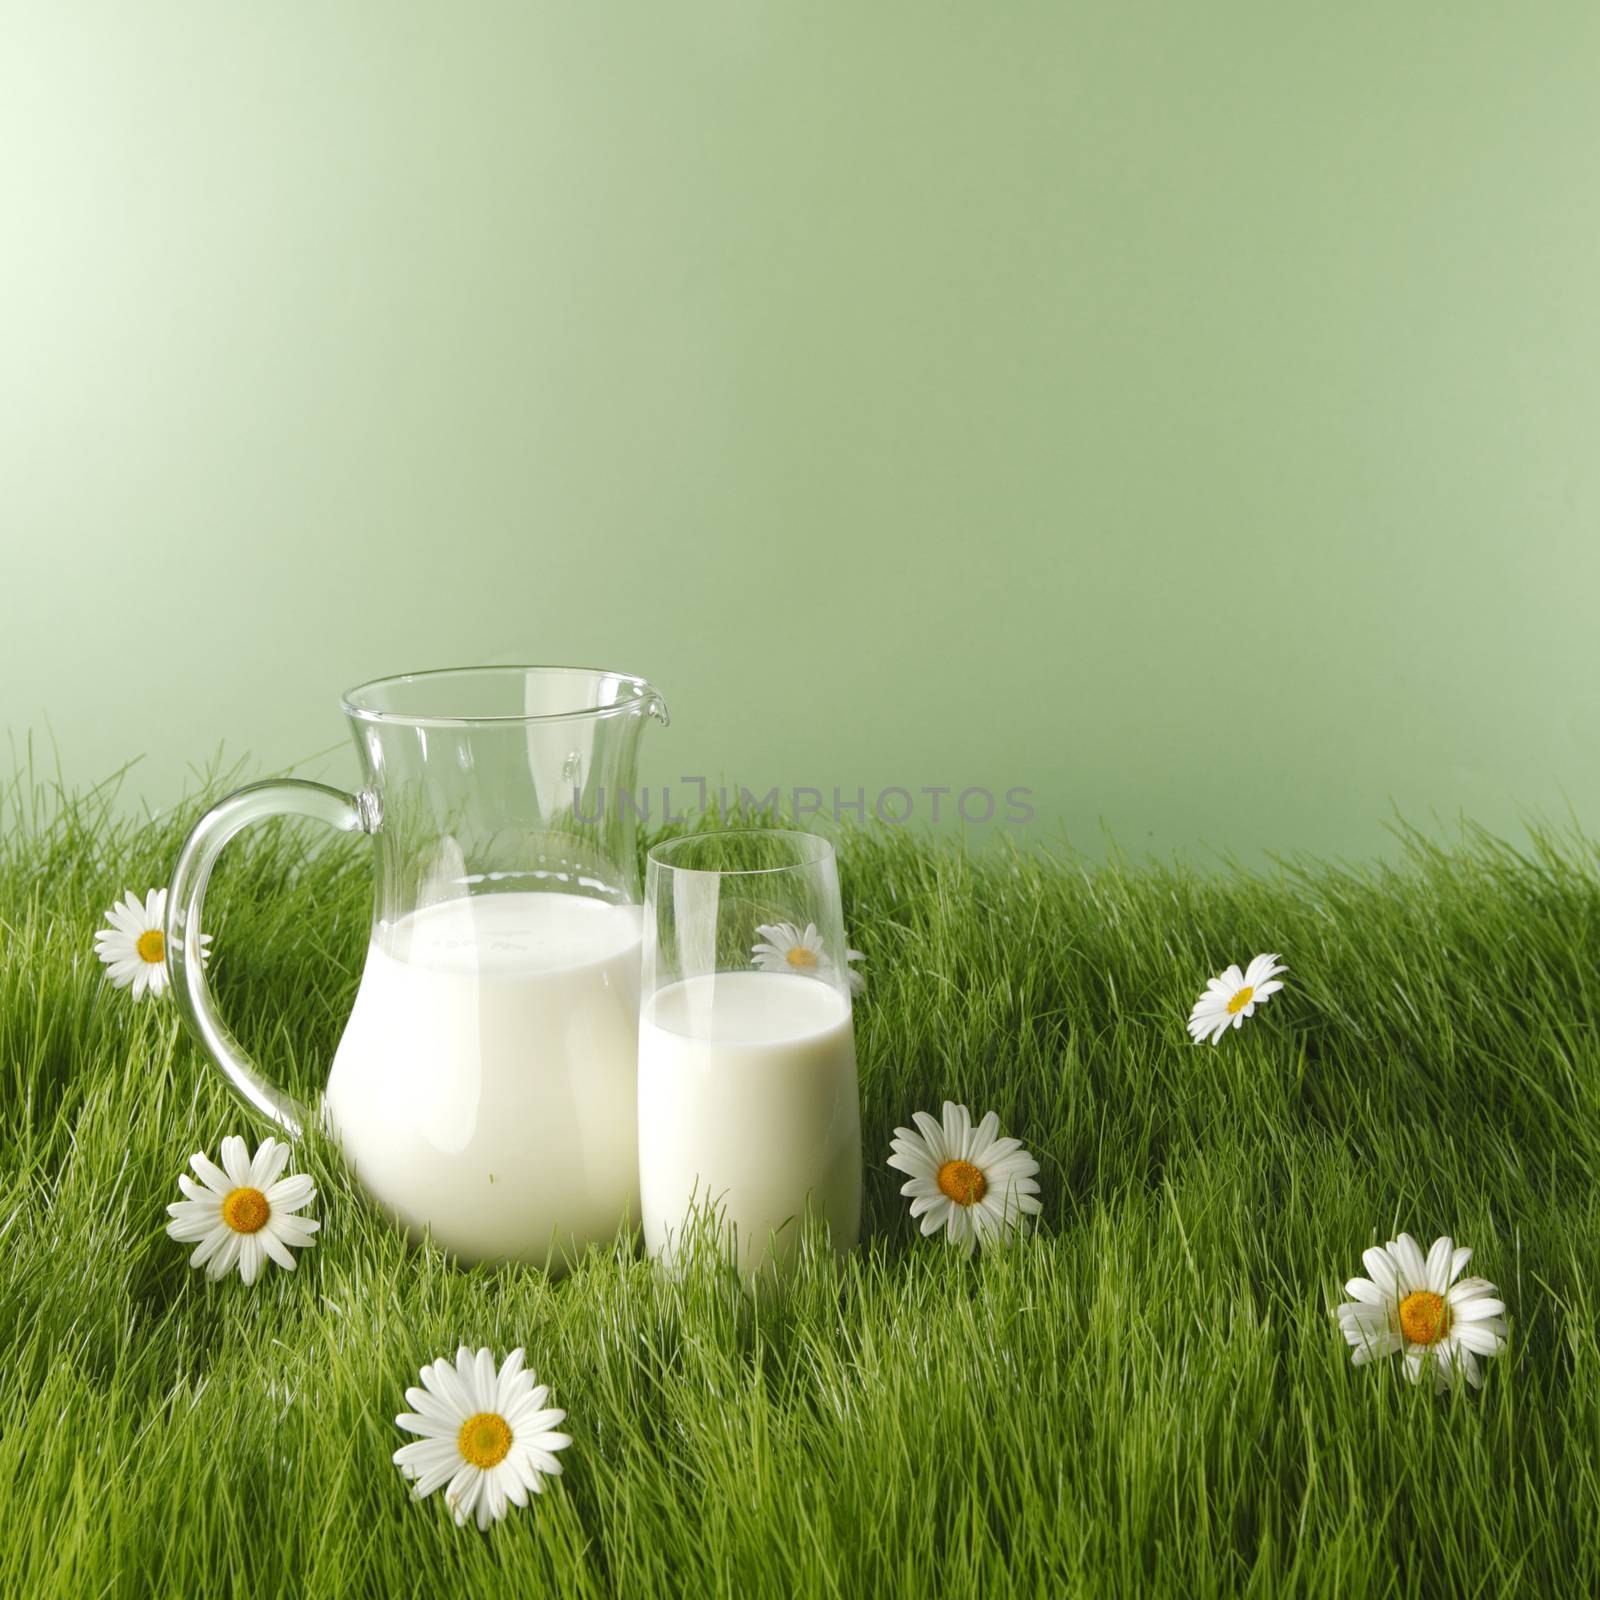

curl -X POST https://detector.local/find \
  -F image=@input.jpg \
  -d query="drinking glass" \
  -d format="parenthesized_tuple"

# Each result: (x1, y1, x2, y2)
(639, 830, 862, 1277)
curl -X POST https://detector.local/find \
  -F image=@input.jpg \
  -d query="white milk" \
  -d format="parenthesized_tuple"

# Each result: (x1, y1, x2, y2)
(324, 892, 642, 1267)
(638, 971, 861, 1275)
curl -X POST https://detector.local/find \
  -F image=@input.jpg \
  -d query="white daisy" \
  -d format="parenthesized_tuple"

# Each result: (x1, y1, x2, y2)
(886, 1101, 1042, 1257)
(752, 920, 827, 975)
(164, 1135, 320, 1284)
(93, 886, 210, 1002)
(1186, 952, 1286, 1045)
(753, 922, 868, 994)
(393, 1346, 572, 1531)
(1335, 1232, 1508, 1391)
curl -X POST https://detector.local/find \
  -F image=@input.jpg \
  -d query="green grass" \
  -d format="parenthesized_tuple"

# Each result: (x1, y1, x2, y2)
(3, 768, 1600, 1598)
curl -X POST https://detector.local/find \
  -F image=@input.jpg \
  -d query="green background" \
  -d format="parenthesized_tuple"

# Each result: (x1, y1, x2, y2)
(5, 2, 1598, 860)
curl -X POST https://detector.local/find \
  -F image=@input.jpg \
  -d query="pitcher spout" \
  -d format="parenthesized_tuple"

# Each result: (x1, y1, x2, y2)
(637, 683, 670, 728)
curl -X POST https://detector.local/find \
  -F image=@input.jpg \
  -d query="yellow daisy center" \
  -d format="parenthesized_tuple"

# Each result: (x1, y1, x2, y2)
(458, 1411, 513, 1469)
(1226, 984, 1254, 1015)
(221, 1186, 270, 1234)
(1399, 1290, 1450, 1346)
(136, 928, 166, 964)
(785, 945, 818, 969)
(936, 1159, 988, 1206)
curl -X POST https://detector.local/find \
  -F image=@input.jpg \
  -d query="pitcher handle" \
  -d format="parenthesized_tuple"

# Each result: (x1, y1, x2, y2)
(166, 780, 376, 1136)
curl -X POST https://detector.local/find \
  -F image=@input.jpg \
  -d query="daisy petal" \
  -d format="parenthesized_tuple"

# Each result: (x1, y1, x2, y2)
(1453, 1321, 1505, 1356)
(252, 1139, 293, 1190)
(219, 1136, 252, 1188)
(1356, 1241, 1395, 1292)
(265, 1173, 316, 1212)
(1451, 1296, 1506, 1322)
(189, 1153, 232, 1197)
(1425, 1236, 1454, 1296)
(1342, 1277, 1386, 1306)
(1390, 1234, 1428, 1294)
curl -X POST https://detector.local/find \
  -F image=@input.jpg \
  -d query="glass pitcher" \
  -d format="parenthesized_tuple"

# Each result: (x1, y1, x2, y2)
(165, 665, 669, 1269)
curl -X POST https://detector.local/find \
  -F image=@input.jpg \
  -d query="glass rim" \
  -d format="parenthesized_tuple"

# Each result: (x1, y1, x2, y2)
(646, 828, 836, 878)
(341, 664, 669, 730)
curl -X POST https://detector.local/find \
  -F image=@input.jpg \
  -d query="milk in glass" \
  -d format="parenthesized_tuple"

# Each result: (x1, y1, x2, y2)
(638, 970, 861, 1273)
